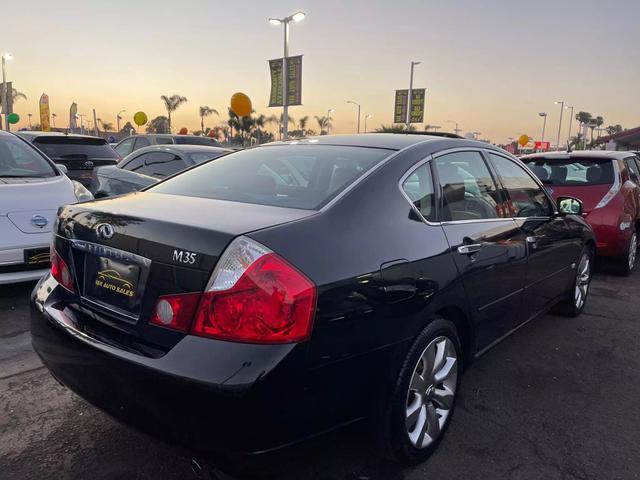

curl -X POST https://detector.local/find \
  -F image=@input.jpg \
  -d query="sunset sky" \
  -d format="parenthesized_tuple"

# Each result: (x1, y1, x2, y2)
(3, 0, 639, 143)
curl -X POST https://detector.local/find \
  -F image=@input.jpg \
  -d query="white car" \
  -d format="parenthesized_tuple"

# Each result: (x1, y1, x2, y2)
(1, 131, 93, 284)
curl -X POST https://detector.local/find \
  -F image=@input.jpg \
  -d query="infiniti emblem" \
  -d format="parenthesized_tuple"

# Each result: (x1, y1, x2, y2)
(95, 223, 115, 240)
(30, 215, 48, 228)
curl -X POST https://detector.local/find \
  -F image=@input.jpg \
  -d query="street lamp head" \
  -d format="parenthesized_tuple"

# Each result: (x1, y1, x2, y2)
(365, 114, 372, 119)
(291, 11, 306, 22)
(539, 112, 547, 117)
(328, 108, 335, 113)
(554, 100, 564, 105)
(565, 105, 574, 109)
(2, 53, 13, 61)
(268, 18, 282, 25)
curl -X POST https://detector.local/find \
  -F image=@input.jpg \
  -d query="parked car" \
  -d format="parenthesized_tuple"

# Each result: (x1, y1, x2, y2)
(32, 134, 594, 466)
(91, 145, 231, 197)
(1, 131, 93, 284)
(113, 134, 223, 158)
(16, 132, 119, 188)
(523, 151, 640, 275)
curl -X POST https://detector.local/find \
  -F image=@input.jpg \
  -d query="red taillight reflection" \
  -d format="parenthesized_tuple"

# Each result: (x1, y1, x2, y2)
(150, 292, 201, 332)
(191, 253, 316, 344)
(50, 247, 75, 292)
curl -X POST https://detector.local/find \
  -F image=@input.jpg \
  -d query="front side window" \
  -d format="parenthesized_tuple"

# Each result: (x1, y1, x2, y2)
(489, 153, 552, 218)
(133, 137, 151, 151)
(402, 163, 436, 222)
(150, 145, 391, 210)
(0, 137, 56, 178)
(115, 138, 134, 157)
(435, 151, 502, 221)
(143, 152, 186, 178)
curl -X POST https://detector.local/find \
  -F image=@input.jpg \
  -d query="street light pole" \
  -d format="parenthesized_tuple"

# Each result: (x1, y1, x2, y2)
(555, 100, 565, 151)
(327, 108, 335, 134)
(346, 100, 361, 133)
(268, 11, 306, 141)
(565, 105, 574, 146)
(446, 120, 461, 136)
(539, 112, 547, 143)
(28, 113, 32, 130)
(406, 61, 420, 130)
(117, 109, 126, 133)
(364, 114, 372, 133)
(51, 113, 57, 129)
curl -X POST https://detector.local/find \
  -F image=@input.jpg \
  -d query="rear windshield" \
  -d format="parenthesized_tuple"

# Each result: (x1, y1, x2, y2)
(0, 136, 56, 178)
(524, 157, 614, 186)
(33, 137, 119, 160)
(174, 136, 221, 146)
(150, 145, 392, 209)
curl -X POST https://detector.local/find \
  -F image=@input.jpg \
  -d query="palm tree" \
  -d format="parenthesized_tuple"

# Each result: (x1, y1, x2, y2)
(594, 116, 604, 139)
(314, 115, 332, 135)
(606, 124, 624, 135)
(575, 111, 592, 149)
(298, 116, 309, 135)
(199, 106, 219, 135)
(160, 94, 188, 131)
(11, 88, 27, 104)
(99, 119, 114, 132)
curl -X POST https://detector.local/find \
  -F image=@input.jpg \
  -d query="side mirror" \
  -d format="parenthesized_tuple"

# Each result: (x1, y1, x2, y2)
(55, 163, 68, 174)
(557, 196, 583, 216)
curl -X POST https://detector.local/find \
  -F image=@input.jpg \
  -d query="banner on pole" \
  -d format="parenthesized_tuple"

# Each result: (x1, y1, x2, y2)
(39, 94, 51, 131)
(69, 102, 78, 131)
(269, 55, 302, 107)
(393, 88, 426, 124)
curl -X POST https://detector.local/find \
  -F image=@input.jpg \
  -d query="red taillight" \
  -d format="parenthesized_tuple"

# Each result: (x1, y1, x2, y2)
(50, 246, 75, 292)
(150, 292, 201, 332)
(191, 237, 316, 344)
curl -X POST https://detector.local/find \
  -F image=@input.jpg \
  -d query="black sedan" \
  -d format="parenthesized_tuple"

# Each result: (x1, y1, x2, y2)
(90, 144, 231, 197)
(16, 131, 119, 188)
(31, 134, 595, 465)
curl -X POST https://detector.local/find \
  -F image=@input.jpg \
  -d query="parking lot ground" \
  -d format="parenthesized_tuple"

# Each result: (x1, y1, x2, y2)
(1, 267, 639, 480)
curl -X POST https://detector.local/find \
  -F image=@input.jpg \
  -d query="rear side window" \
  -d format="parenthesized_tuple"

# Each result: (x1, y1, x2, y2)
(524, 157, 614, 186)
(188, 151, 228, 164)
(434, 151, 502, 221)
(402, 163, 436, 222)
(155, 137, 174, 145)
(142, 152, 187, 178)
(488, 153, 552, 218)
(133, 137, 151, 150)
(33, 137, 118, 160)
(0, 136, 56, 178)
(150, 145, 391, 209)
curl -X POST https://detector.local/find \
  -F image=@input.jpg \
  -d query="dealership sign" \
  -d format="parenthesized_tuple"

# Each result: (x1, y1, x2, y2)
(534, 141, 550, 151)
(394, 88, 425, 124)
(269, 55, 303, 107)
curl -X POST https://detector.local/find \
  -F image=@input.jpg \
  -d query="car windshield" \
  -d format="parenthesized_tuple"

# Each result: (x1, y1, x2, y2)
(524, 157, 614, 186)
(33, 137, 119, 160)
(150, 144, 392, 209)
(188, 151, 228, 164)
(0, 136, 56, 178)
(174, 136, 220, 146)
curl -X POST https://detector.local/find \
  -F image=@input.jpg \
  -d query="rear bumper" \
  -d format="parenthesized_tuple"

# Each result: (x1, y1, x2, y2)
(30, 275, 368, 456)
(0, 268, 48, 285)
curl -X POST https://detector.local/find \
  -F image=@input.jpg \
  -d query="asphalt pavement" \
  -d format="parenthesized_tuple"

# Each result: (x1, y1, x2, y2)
(1, 265, 639, 480)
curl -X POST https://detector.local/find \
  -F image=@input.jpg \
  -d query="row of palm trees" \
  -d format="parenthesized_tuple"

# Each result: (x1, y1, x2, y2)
(571, 111, 624, 149)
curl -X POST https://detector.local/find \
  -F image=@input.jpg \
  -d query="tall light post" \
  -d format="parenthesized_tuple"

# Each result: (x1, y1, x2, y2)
(364, 114, 372, 133)
(2, 53, 13, 131)
(78, 114, 86, 135)
(406, 61, 420, 130)
(447, 120, 461, 136)
(565, 105, 574, 146)
(117, 109, 126, 133)
(347, 100, 361, 133)
(554, 100, 565, 151)
(268, 11, 306, 141)
(28, 113, 32, 130)
(538, 112, 547, 143)
(51, 113, 57, 129)
(327, 108, 335, 134)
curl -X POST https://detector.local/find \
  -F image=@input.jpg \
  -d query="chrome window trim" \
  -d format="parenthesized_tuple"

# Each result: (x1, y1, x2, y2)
(398, 155, 441, 226)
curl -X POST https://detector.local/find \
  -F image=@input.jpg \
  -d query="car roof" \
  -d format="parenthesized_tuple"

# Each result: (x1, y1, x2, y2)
(127, 144, 232, 155)
(522, 150, 636, 161)
(16, 131, 106, 141)
(264, 133, 487, 151)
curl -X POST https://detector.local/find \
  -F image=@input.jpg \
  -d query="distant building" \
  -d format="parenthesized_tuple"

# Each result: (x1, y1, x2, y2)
(598, 126, 640, 151)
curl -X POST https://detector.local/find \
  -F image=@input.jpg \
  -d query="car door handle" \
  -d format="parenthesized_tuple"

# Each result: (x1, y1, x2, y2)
(457, 244, 482, 255)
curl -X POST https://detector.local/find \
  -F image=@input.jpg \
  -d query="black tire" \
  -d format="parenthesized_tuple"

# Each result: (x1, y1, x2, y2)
(554, 246, 594, 317)
(615, 230, 637, 277)
(370, 318, 462, 465)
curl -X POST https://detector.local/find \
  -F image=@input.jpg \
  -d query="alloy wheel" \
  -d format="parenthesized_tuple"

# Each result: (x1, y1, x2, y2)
(628, 233, 637, 271)
(574, 252, 591, 310)
(405, 336, 458, 449)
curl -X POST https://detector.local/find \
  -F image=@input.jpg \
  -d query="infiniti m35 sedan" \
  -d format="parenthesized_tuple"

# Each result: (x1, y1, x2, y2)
(31, 134, 595, 465)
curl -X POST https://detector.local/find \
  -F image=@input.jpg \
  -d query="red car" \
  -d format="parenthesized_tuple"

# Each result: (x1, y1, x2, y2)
(523, 151, 640, 275)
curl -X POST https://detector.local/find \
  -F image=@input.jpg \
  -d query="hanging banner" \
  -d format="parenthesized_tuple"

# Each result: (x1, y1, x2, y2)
(268, 55, 302, 107)
(39, 94, 51, 131)
(393, 88, 426, 124)
(69, 102, 78, 131)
